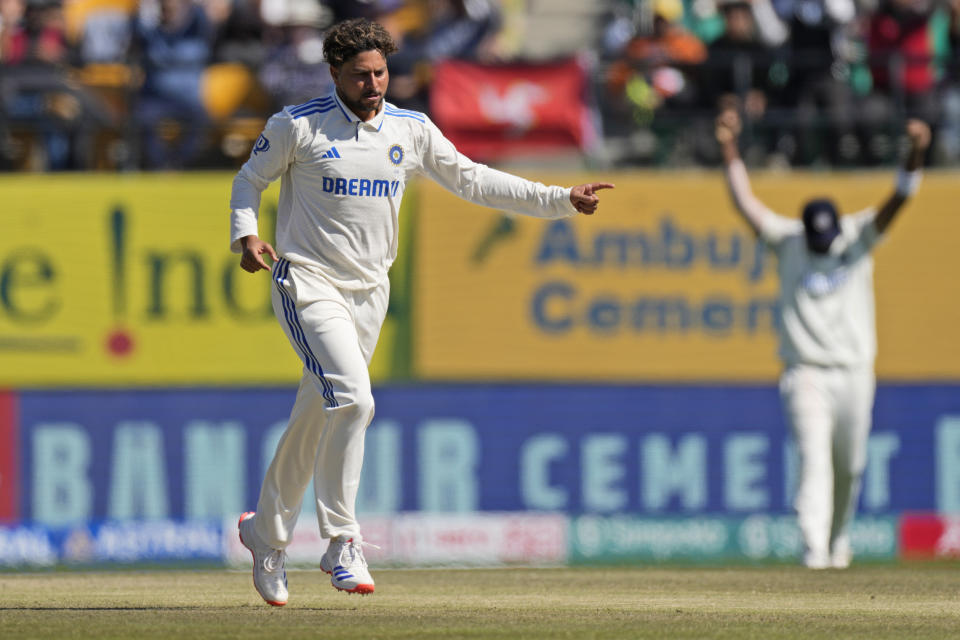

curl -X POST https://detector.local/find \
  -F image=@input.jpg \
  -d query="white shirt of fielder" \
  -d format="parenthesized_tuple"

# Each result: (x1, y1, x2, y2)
(745, 200, 882, 368)
(230, 90, 578, 290)
(718, 110, 930, 570)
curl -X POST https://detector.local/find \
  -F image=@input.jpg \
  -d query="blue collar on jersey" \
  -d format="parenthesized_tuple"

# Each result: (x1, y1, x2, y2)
(332, 91, 386, 132)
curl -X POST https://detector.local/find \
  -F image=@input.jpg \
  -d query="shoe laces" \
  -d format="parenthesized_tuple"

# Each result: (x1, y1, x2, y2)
(337, 538, 379, 569)
(262, 548, 286, 573)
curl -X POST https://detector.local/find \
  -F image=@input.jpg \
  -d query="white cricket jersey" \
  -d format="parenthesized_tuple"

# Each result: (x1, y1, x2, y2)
(756, 208, 883, 368)
(230, 91, 577, 289)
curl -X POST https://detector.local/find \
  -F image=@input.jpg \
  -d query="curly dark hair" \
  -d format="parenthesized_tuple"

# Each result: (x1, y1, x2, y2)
(323, 18, 398, 68)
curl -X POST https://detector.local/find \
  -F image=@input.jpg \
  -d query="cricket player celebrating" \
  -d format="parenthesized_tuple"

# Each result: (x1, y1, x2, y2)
(715, 109, 930, 569)
(229, 18, 614, 606)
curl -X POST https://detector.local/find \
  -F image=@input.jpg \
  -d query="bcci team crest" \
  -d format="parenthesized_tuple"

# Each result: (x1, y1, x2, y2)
(253, 134, 270, 155)
(388, 144, 404, 165)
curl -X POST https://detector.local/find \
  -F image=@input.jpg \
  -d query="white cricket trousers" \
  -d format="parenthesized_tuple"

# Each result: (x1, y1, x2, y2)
(779, 364, 875, 565)
(254, 257, 389, 549)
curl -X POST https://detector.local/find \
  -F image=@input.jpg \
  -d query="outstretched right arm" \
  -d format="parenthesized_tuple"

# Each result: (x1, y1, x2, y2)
(416, 116, 612, 219)
(715, 109, 779, 238)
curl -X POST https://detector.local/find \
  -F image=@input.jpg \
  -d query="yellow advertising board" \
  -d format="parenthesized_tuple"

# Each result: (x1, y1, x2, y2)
(4, 170, 957, 386)
(414, 170, 960, 381)
(1, 173, 404, 386)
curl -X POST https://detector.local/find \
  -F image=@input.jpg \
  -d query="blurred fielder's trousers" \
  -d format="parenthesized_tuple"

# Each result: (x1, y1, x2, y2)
(780, 363, 876, 564)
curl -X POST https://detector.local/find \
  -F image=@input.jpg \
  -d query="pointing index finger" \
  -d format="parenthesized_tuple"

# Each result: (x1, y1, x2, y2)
(590, 183, 615, 191)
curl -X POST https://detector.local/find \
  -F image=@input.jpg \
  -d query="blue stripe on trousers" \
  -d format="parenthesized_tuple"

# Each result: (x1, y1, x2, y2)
(278, 259, 338, 407)
(275, 259, 338, 407)
(273, 258, 338, 408)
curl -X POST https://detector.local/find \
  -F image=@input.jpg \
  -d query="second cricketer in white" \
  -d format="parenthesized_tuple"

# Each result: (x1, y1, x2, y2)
(716, 110, 930, 569)
(229, 18, 613, 606)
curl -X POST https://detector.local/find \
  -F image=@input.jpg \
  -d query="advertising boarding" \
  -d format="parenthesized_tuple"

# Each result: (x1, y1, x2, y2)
(414, 172, 960, 381)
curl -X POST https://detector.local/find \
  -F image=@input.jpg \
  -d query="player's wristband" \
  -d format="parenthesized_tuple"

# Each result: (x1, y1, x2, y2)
(895, 169, 922, 197)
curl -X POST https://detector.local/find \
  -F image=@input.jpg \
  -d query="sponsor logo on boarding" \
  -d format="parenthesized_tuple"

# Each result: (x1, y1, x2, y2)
(253, 135, 270, 155)
(935, 518, 960, 556)
(0, 525, 57, 566)
(388, 144, 404, 165)
(227, 513, 565, 567)
(572, 515, 729, 561)
(91, 521, 222, 562)
(321, 175, 401, 197)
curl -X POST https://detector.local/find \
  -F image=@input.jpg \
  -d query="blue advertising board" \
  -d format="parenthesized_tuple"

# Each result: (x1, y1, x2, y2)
(0, 520, 224, 566)
(15, 384, 960, 525)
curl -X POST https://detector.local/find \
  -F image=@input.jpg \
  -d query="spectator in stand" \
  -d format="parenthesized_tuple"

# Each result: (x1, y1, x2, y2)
(208, 0, 266, 68)
(604, 0, 707, 130)
(772, 0, 858, 164)
(601, 0, 642, 59)
(256, 0, 408, 110)
(258, 0, 334, 109)
(700, 0, 788, 162)
(863, 0, 941, 163)
(386, 0, 502, 111)
(132, 0, 213, 169)
(2, 0, 69, 168)
(199, 0, 271, 162)
(4, 0, 65, 63)
(62, 0, 135, 65)
(940, 0, 960, 160)
(323, 0, 403, 21)
(60, 0, 137, 169)
(0, 0, 109, 169)
(0, 0, 26, 62)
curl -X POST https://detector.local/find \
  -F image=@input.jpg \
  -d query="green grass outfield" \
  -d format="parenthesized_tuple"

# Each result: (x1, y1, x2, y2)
(1, 565, 958, 639)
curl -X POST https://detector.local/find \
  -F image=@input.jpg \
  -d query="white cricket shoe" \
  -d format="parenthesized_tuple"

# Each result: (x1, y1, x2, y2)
(803, 549, 831, 570)
(830, 537, 852, 569)
(320, 537, 375, 594)
(238, 512, 288, 606)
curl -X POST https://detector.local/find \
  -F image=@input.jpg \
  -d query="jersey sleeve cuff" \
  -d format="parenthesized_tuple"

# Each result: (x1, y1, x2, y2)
(230, 211, 260, 253)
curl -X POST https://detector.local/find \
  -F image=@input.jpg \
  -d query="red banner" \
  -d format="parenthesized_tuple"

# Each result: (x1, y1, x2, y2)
(0, 391, 18, 521)
(900, 513, 960, 558)
(429, 58, 596, 160)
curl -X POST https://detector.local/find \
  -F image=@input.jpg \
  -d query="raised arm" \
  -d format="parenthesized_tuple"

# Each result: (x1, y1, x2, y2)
(715, 109, 776, 237)
(873, 119, 931, 235)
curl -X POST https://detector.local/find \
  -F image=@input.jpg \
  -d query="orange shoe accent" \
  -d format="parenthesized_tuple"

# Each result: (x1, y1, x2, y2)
(334, 583, 374, 595)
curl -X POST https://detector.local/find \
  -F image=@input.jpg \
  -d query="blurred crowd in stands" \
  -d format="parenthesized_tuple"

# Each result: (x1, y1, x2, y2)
(602, 0, 960, 166)
(0, 0, 957, 170)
